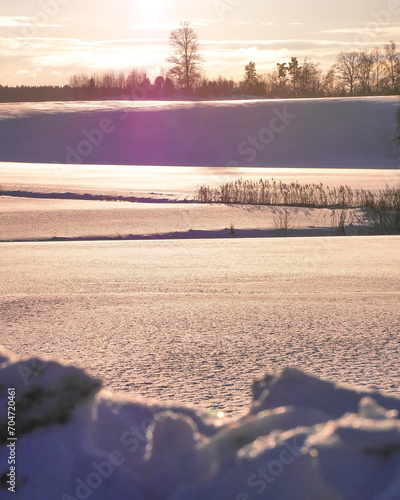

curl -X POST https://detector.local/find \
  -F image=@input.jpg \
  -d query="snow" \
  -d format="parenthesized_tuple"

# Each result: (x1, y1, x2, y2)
(1, 347, 400, 500)
(0, 196, 364, 241)
(1, 164, 398, 193)
(1, 237, 399, 414)
(0, 97, 398, 167)
(0, 163, 399, 241)
(1, 96, 400, 497)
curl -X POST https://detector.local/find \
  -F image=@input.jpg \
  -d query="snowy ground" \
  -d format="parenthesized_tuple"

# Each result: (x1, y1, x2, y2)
(0, 195, 363, 241)
(0, 97, 400, 498)
(1, 163, 399, 241)
(1, 347, 400, 500)
(2, 237, 399, 417)
(0, 97, 398, 167)
(1, 160, 400, 416)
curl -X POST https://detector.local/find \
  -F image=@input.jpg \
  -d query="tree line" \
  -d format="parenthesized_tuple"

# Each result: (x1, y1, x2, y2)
(198, 42, 400, 98)
(1, 21, 400, 102)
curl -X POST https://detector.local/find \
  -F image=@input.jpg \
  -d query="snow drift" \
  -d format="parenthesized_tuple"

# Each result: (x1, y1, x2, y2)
(0, 97, 398, 168)
(1, 346, 400, 500)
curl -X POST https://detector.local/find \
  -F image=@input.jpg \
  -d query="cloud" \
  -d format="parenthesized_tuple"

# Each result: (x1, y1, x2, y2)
(126, 18, 217, 31)
(191, 18, 220, 26)
(320, 26, 400, 37)
(14, 68, 42, 78)
(0, 32, 378, 84)
(0, 15, 62, 31)
(20, 37, 168, 71)
(0, 16, 30, 27)
(127, 23, 176, 31)
(201, 38, 355, 47)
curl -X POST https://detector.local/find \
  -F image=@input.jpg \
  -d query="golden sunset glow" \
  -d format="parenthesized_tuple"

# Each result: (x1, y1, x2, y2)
(0, 0, 398, 86)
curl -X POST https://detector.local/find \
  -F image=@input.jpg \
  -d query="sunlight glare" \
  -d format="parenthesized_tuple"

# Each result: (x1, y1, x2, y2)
(138, 0, 166, 22)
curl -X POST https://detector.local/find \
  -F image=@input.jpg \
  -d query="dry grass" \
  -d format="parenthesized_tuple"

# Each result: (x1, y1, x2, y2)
(197, 178, 400, 234)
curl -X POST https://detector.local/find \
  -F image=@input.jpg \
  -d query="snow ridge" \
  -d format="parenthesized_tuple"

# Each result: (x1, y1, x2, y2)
(1, 348, 400, 500)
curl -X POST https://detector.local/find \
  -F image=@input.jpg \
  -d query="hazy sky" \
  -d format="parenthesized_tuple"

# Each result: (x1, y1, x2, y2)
(0, 0, 398, 86)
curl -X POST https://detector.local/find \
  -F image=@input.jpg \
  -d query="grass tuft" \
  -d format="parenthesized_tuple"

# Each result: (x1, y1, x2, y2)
(196, 178, 400, 235)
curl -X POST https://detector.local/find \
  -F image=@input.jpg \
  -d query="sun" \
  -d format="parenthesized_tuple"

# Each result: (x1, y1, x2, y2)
(138, 0, 166, 22)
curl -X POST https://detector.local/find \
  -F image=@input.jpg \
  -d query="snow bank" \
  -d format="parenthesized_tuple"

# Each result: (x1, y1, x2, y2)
(0, 97, 398, 168)
(1, 346, 400, 499)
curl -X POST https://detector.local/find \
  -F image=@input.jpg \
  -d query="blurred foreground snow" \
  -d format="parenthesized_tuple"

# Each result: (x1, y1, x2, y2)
(1, 347, 400, 500)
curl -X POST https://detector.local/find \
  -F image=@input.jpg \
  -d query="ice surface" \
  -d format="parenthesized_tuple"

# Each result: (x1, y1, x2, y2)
(1, 350, 400, 499)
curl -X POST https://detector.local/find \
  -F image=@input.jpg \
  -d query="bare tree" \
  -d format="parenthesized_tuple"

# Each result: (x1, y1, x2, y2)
(101, 70, 117, 89)
(385, 41, 400, 93)
(358, 50, 374, 95)
(372, 47, 384, 94)
(322, 66, 337, 96)
(68, 73, 90, 99)
(167, 22, 203, 92)
(335, 51, 360, 95)
(115, 71, 126, 90)
(299, 57, 321, 96)
(68, 73, 89, 90)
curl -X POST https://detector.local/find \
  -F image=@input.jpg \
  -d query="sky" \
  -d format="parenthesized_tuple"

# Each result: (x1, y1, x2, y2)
(0, 0, 399, 86)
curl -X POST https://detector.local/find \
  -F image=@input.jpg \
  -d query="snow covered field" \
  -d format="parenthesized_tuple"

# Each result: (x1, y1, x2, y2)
(0, 97, 398, 168)
(2, 237, 399, 416)
(1, 163, 399, 241)
(0, 97, 400, 499)
(0, 97, 399, 413)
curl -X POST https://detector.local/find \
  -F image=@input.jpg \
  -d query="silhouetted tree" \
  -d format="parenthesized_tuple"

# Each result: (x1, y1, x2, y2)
(154, 76, 164, 91)
(245, 61, 257, 84)
(87, 77, 96, 99)
(167, 22, 203, 92)
(371, 47, 383, 94)
(358, 50, 374, 95)
(334, 51, 360, 95)
(162, 77, 176, 98)
(241, 62, 267, 96)
(299, 57, 322, 96)
(277, 63, 288, 96)
(322, 66, 337, 96)
(385, 41, 400, 93)
(288, 57, 301, 96)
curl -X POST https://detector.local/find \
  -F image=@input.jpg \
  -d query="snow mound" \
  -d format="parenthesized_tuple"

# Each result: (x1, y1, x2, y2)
(1, 351, 400, 499)
(0, 97, 398, 168)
